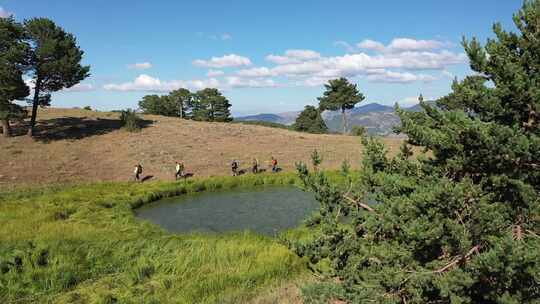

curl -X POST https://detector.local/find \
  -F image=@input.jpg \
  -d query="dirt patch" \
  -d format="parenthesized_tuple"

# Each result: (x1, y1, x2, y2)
(0, 108, 405, 187)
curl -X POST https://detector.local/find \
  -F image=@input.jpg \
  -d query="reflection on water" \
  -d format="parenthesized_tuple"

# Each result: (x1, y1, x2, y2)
(136, 186, 318, 235)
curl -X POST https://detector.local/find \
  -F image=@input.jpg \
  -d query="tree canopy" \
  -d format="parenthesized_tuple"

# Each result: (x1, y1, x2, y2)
(318, 77, 365, 133)
(293, 105, 328, 134)
(24, 18, 90, 136)
(292, 2, 540, 303)
(0, 17, 29, 137)
(192, 88, 232, 122)
(139, 94, 178, 117)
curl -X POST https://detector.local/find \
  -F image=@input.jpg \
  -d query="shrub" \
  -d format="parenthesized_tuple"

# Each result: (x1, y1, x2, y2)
(120, 109, 141, 132)
(350, 125, 366, 136)
(83, 106, 92, 111)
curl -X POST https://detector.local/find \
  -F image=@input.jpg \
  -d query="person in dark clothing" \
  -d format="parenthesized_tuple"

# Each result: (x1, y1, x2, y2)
(252, 158, 259, 174)
(270, 157, 278, 173)
(231, 160, 239, 176)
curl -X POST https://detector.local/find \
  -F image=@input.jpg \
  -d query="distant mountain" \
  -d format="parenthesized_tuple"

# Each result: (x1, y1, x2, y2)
(235, 102, 431, 135)
(234, 113, 291, 125)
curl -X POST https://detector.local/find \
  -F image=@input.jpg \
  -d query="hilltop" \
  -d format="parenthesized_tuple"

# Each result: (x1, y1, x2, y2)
(0, 108, 405, 187)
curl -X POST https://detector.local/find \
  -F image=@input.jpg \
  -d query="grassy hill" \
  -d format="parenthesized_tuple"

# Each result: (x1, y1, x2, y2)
(0, 108, 405, 187)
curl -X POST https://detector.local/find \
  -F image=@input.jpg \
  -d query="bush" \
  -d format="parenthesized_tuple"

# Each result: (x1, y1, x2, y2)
(83, 106, 92, 111)
(350, 125, 366, 136)
(120, 109, 141, 132)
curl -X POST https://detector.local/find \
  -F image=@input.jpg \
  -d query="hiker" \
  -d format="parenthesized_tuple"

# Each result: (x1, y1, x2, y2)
(134, 163, 143, 182)
(231, 159, 239, 176)
(251, 158, 259, 174)
(270, 156, 278, 173)
(175, 161, 185, 180)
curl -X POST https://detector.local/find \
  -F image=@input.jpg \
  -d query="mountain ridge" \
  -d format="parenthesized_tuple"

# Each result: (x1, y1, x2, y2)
(235, 102, 428, 135)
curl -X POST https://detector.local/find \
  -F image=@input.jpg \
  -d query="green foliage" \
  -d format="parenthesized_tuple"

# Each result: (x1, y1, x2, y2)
(340, 159, 350, 177)
(192, 88, 232, 122)
(350, 125, 366, 137)
(293, 105, 328, 134)
(310, 149, 322, 170)
(292, 2, 540, 303)
(120, 109, 141, 132)
(318, 77, 365, 133)
(139, 88, 194, 118)
(82, 106, 92, 111)
(139, 94, 176, 116)
(0, 17, 29, 137)
(24, 18, 90, 136)
(169, 88, 193, 119)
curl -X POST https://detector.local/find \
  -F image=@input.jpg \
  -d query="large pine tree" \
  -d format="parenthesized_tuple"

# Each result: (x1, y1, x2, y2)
(192, 88, 232, 122)
(293, 2, 540, 303)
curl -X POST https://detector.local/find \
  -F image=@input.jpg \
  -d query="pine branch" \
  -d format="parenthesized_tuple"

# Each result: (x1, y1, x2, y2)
(343, 195, 378, 215)
(434, 245, 481, 274)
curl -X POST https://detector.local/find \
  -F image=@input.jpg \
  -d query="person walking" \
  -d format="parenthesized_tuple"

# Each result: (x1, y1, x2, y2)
(175, 161, 185, 180)
(231, 159, 239, 176)
(270, 157, 278, 173)
(134, 163, 143, 182)
(251, 158, 259, 174)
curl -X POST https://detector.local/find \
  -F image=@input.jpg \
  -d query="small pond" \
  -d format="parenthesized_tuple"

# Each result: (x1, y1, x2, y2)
(136, 186, 319, 235)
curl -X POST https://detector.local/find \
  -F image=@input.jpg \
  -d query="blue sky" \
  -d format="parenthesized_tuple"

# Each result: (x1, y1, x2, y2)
(0, 0, 524, 115)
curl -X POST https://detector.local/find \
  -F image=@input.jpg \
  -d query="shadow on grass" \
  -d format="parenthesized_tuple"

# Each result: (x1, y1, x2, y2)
(10, 117, 153, 141)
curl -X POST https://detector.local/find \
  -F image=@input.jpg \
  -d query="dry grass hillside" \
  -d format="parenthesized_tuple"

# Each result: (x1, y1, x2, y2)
(0, 108, 405, 187)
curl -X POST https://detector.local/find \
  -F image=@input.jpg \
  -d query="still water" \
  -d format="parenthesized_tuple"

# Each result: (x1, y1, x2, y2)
(136, 186, 319, 235)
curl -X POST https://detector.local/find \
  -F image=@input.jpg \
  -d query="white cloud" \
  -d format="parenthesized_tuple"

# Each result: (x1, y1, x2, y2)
(0, 7, 13, 18)
(221, 33, 232, 40)
(236, 67, 276, 78)
(357, 38, 447, 53)
(442, 70, 454, 79)
(357, 39, 385, 52)
(366, 71, 437, 83)
(193, 54, 251, 68)
(207, 69, 225, 77)
(127, 62, 152, 70)
(62, 83, 94, 92)
(266, 49, 321, 64)
(104, 74, 220, 92)
(388, 38, 444, 52)
(253, 50, 464, 79)
(333, 41, 355, 53)
(226, 76, 277, 88)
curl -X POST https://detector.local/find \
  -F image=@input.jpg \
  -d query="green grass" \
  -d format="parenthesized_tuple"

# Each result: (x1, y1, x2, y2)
(0, 172, 350, 303)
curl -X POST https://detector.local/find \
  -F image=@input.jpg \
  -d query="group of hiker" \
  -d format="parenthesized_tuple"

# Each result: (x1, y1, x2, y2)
(230, 156, 279, 176)
(132, 156, 280, 182)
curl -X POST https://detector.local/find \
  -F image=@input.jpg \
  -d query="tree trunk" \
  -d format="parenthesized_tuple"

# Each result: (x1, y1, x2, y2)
(179, 101, 183, 119)
(1, 119, 11, 137)
(342, 107, 347, 134)
(27, 78, 41, 137)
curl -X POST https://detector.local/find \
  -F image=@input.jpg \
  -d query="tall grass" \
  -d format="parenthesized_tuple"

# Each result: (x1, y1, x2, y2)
(0, 172, 352, 303)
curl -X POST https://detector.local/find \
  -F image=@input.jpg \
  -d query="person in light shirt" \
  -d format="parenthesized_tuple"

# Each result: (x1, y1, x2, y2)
(175, 161, 185, 180)
(134, 163, 142, 182)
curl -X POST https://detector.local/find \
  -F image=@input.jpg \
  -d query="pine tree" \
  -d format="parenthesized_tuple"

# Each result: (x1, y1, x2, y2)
(293, 105, 328, 134)
(0, 17, 29, 137)
(318, 77, 365, 134)
(24, 18, 90, 136)
(292, 2, 540, 303)
(192, 88, 231, 122)
(169, 88, 193, 119)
